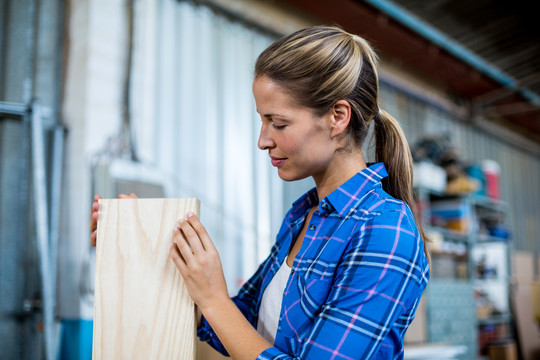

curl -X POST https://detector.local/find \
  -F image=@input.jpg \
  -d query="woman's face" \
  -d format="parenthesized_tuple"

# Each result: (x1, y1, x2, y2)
(253, 76, 336, 182)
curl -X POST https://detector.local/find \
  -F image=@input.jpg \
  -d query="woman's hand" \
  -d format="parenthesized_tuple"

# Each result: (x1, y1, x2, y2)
(169, 213, 229, 312)
(171, 214, 273, 359)
(90, 193, 137, 247)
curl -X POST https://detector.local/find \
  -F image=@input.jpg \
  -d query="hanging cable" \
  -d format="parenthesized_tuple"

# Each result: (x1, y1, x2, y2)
(122, 0, 139, 162)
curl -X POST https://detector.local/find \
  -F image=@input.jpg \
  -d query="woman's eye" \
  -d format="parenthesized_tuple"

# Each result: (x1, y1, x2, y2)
(272, 123, 286, 130)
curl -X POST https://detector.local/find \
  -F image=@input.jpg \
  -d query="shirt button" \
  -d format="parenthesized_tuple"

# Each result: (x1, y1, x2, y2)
(321, 203, 328, 210)
(309, 224, 315, 230)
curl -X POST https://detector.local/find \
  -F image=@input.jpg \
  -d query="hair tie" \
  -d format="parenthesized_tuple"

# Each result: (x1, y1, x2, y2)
(372, 108, 382, 123)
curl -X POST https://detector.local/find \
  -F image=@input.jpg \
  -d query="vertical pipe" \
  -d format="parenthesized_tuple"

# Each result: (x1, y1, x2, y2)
(49, 124, 64, 321)
(53, 0, 66, 125)
(49, 0, 66, 308)
(25, 0, 37, 103)
(0, 0, 7, 99)
(49, 124, 64, 360)
(31, 100, 54, 360)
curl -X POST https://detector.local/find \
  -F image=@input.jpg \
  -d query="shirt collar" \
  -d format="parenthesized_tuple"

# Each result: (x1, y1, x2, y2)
(290, 162, 388, 219)
(324, 162, 388, 217)
(290, 187, 319, 221)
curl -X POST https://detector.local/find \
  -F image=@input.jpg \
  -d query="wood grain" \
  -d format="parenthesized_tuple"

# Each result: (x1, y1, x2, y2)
(93, 198, 200, 360)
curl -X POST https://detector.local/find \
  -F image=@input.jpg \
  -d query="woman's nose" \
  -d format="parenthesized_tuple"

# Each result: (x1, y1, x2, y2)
(257, 124, 275, 150)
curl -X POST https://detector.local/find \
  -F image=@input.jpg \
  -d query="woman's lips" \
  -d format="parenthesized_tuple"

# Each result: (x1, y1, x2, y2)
(270, 157, 287, 167)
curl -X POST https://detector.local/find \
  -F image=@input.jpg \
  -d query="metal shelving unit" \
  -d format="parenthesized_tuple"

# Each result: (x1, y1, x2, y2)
(414, 186, 514, 359)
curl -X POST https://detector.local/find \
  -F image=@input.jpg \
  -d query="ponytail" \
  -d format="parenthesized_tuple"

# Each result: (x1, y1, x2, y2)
(374, 109, 431, 263)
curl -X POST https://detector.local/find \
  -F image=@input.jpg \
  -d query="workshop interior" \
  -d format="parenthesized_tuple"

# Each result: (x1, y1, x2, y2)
(1, 0, 539, 359)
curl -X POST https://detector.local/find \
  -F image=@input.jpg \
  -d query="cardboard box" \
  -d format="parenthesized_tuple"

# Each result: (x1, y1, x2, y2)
(430, 199, 471, 233)
(196, 340, 228, 360)
(404, 295, 427, 344)
(512, 251, 534, 284)
(487, 340, 518, 360)
(531, 281, 540, 324)
(512, 284, 540, 360)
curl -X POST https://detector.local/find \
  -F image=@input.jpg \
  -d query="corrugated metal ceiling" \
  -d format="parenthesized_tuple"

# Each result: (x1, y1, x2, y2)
(392, 0, 540, 94)
(387, 0, 540, 137)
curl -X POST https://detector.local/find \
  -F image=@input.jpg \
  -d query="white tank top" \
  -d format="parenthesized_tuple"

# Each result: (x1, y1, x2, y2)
(256, 259, 292, 344)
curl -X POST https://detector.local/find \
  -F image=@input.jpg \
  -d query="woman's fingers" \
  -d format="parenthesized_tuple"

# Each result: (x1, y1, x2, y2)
(90, 195, 102, 247)
(168, 214, 228, 311)
(91, 230, 97, 247)
(90, 193, 136, 248)
(184, 213, 215, 252)
(90, 208, 99, 232)
(177, 217, 205, 254)
(169, 242, 188, 273)
(90, 200, 100, 232)
(173, 227, 196, 266)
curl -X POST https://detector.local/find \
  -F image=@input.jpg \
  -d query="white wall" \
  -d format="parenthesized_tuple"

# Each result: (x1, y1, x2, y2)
(59, 0, 315, 319)
(61, 0, 128, 318)
(130, 0, 286, 292)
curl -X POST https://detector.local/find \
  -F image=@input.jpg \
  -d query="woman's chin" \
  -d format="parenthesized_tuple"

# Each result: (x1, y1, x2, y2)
(277, 169, 309, 182)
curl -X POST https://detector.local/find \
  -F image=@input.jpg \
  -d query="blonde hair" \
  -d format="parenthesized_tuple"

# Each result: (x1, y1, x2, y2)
(255, 25, 430, 260)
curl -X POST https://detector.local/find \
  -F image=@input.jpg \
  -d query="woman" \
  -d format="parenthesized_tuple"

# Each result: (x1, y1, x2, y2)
(91, 25, 429, 359)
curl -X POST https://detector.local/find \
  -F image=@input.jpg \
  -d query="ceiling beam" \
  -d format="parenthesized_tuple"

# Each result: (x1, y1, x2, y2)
(363, 0, 540, 107)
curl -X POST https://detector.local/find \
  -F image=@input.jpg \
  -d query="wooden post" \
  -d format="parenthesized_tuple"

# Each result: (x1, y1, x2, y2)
(93, 198, 200, 359)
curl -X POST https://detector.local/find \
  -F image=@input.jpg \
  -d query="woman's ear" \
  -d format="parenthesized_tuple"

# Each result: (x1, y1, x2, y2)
(330, 100, 351, 138)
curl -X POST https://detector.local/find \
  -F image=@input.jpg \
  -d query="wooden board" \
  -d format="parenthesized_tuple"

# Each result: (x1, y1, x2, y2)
(93, 198, 200, 359)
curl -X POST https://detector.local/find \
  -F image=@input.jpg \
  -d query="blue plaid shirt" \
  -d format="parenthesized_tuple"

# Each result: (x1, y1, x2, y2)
(198, 163, 430, 359)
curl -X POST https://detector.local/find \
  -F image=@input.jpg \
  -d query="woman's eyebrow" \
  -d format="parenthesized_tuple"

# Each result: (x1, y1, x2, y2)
(265, 113, 288, 119)
(256, 109, 289, 119)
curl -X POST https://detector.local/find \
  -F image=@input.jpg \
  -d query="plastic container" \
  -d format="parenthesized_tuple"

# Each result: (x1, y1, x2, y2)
(482, 160, 500, 200)
(467, 164, 486, 196)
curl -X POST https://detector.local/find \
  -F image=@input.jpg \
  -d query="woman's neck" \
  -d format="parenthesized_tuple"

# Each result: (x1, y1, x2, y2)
(313, 151, 367, 201)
